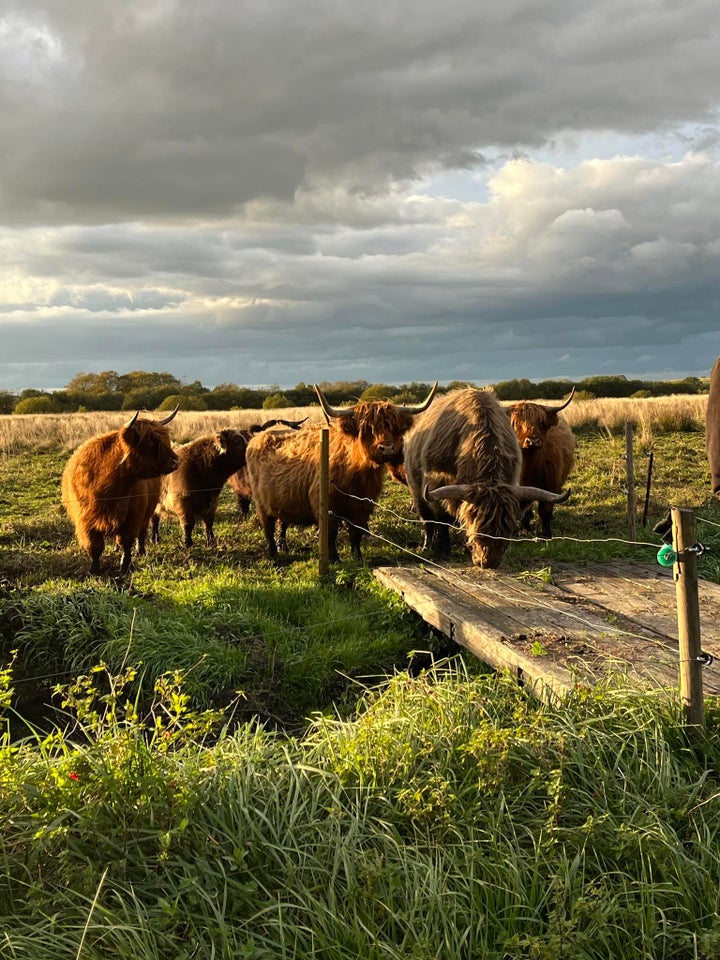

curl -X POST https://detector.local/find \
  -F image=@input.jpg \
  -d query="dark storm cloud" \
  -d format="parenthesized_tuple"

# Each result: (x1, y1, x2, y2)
(2, 0, 720, 224)
(1, 1, 720, 389)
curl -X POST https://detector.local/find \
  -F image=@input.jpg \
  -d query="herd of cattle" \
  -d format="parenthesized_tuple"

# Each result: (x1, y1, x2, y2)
(60, 385, 577, 575)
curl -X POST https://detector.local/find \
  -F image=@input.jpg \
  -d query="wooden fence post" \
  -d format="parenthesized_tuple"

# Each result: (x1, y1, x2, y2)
(318, 427, 330, 576)
(671, 506, 705, 735)
(625, 421, 636, 541)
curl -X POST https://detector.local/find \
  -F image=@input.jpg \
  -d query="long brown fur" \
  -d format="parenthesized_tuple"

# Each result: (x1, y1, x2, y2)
(246, 403, 416, 561)
(152, 429, 248, 547)
(403, 388, 523, 567)
(227, 419, 307, 517)
(508, 401, 575, 537)
(62, 418, 178, 575)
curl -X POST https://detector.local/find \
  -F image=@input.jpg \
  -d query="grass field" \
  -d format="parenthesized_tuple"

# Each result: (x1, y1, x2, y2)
(3, 398, 720, 958)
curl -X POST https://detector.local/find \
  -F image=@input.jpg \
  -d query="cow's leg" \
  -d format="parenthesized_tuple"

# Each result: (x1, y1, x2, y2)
(520, 505, 535, 532)
(419, 520, 434, 552)
(151, 514, 160, 543)
(204, 515, 217, 546)
(137, 527, 148, 555)
(260, 513, 279, 559)
(237, 495, 252, 516)
(348, 524, 364, 561)
(328, 518, 340, 563)
(86, 530, 105, 575)
(118, 536, 135, 576)
(182, 519, 196, 548)
(416, 501, 447, 555)
(432, 522, 451, 558)
(537, 502, 554, 539)
(278, 521, 289, 553)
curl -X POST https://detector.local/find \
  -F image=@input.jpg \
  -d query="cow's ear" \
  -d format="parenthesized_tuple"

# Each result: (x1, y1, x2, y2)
(338, 417, 359, 437)
(121, 424, 140, 446)
(214, 432, 228, 454)
(547, 412, 559, 426)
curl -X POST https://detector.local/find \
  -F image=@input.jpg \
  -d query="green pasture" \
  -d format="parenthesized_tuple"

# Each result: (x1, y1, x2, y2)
(3, 423, 720, 958)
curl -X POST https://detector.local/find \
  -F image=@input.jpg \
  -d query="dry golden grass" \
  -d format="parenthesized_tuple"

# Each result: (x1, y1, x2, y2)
(0, 407, 325, 457)
(501, 393, 707, 442)
(0, 394, 707, 457)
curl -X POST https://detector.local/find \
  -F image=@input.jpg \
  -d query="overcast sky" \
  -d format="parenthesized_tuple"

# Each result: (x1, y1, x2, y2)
(2, 0, 720, 392)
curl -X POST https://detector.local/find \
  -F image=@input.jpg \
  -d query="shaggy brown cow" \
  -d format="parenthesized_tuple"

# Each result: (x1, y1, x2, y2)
(151, 429, 249, 547)
(507, 389, 575, 538)
(61, 409, 179, 575)
(403, 388, 570, 568)
(245, 384, 438, 561)
(227, 418, 308, 518)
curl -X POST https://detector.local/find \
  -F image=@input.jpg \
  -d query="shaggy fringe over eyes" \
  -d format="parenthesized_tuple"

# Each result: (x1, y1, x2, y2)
(457, 486, 520, 546)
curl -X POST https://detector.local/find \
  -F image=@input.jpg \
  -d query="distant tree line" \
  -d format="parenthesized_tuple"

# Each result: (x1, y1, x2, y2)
(0, 370, 709, 415)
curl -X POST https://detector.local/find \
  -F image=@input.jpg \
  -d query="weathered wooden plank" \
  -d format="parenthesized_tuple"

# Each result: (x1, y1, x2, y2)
(424, 565, 687, 689)
(551, 562, 720, 652)
(374, 563, 720, 697)
(374, 566, 577, 703)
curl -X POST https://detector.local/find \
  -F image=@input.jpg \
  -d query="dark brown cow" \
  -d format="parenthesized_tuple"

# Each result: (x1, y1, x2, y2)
(245, 384, 438, 561)
(507, 389, 575, 538)
(61, 409, 179, 575)
(403, 387, 570, 568)
(151, 429, 249, 547)
(227, 418, 308, 518)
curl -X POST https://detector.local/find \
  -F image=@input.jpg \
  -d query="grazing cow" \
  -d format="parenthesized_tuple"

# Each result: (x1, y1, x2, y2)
(507, 389, 575, 538)
(151, 429, 249, 547)
(227, 418, 308, 518)
(61, 409, 179, 575)
(403, 388, 570, 568)
(245, 384, 438, 561)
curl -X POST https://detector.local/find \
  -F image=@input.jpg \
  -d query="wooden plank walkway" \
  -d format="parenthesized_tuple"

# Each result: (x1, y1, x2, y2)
(374, 561, 720, 700)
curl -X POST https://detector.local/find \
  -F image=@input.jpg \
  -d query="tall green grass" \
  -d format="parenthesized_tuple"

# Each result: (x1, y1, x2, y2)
(3, 661, 720, 959)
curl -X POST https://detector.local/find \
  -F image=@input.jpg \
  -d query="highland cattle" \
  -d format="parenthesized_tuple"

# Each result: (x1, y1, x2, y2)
(245, 384, 438, 561)
(403, 388, 570, 568)
(507, 389, 575, 537)
(152, 428, 249, 547)
(61, 409, 179, 575)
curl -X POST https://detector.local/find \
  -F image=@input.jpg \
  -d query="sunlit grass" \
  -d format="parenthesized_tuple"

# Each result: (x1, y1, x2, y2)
(0, 394, 708, 457)
(3, 662, 720, 958)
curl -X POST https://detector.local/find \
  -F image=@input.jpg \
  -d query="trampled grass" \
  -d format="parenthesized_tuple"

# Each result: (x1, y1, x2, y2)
(2, 402, 720, 958)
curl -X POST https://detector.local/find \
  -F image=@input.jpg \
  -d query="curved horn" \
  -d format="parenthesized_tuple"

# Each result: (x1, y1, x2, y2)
(515, 485, 571, 505)
(544, 387, 575, 414)
(424, 481, 477, 503)
(313, 384, 354, 419)
(156, 404, 180, 425)
(122, 410, 140, 428)
(396, 381, 440, 415)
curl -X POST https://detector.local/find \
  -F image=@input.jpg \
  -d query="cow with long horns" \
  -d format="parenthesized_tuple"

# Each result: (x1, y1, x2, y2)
(61, 408, 179, 575)
(245, 384, 438, 561)
(506, 389, 575, 538)
(403, 387, 570, 568)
